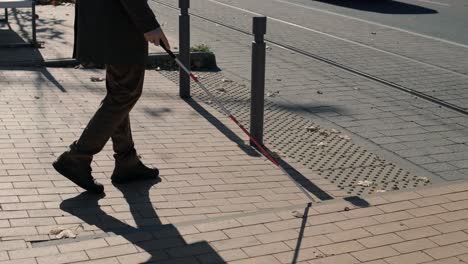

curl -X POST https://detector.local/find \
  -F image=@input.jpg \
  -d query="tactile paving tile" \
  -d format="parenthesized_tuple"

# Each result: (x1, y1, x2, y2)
(159, 70, 432, 197)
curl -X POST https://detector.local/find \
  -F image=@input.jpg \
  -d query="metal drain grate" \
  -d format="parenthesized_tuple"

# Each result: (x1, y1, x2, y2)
(159, 70, 432, 197)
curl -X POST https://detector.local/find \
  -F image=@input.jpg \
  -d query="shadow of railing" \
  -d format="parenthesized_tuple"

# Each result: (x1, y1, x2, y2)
(0, 67, 67, 93)
(0, 26, 42, 61)
(60, 180, 225, 263)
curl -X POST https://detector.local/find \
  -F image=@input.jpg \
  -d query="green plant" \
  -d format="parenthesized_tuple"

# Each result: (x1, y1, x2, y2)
(190, 44, 212, 53)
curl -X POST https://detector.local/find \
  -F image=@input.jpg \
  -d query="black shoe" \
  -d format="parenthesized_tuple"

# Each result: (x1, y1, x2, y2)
(53, 151, 104, 194)
(111, 153, 159, 184)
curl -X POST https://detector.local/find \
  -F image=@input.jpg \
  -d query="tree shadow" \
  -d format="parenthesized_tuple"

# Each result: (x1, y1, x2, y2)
(312, 0, 438, 14)
(274, 101, 345, 115)
(0, 8, 68, 60)
(60, 179, 226, 263)
(0, 8, 35, 47)
(144, 107, 172, 117)
(344, 196, 371, 207)
(0, 9, 67, 93)
(10, 8, 66, 43)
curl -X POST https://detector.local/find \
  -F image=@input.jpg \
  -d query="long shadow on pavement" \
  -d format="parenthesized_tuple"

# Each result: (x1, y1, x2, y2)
(184, 98, 261, 158)
(292, 203, 312, 264)
(184, 97, 342, 202)
(274, 101, 345, 116)
(312, 0, 437, 14)
(279, 158, 334, 201)
(60, 180, 225, 263)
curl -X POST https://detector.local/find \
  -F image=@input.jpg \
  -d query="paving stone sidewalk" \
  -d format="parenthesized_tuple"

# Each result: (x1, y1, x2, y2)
(3, 4, 468, 264)
(2, 68, 468, 264)
(0, 63, 323, 261)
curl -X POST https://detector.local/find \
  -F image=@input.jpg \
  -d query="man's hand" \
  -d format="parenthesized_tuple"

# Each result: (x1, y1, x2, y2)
(144, 28, 170, 49)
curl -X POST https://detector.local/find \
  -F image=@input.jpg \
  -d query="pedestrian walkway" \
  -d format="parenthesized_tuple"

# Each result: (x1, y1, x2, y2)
(2, 3, 468, 264)
(0, 65, 312, 263)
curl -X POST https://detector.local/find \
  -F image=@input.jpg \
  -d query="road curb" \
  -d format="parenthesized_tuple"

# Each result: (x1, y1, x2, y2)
(147, 51, 218, 71)
(0, 52, 218, 70)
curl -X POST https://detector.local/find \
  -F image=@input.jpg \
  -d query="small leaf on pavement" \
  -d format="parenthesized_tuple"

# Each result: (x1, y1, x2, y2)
(416, 176, 430, 183)
(55, 229, 76, 239)
(266, 91, 279, 97)
(356, 180, 374, 187)
(90, 77, 105, 82)
(317, 142, 327, 147)
(306, 126, 319, 132)
(292, 210, 304, 218)
(49, 227, 64, 235)
(339, 135, 351, 140)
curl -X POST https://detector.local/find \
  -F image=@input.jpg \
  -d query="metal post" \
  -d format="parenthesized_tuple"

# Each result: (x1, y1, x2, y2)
(179, 0, 190, 99)
(250, 16, 267, 147)
(4, 8, 8, 23)
(32, 1, 36, 45)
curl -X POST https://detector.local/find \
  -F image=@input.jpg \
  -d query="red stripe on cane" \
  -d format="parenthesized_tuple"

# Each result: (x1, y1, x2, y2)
(229, 115, 280, 167)
(189, 73, 199, 82)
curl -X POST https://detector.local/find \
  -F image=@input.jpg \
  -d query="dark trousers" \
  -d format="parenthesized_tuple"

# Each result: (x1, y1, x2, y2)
(74, 64, 146, 158)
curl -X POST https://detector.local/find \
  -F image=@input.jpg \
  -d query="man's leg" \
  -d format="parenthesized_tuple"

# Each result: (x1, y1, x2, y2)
(54, 64, 146, 193)
(110, 114, 159, 184)
(75, 64, 145, 154)
(111, 115, 134, 155)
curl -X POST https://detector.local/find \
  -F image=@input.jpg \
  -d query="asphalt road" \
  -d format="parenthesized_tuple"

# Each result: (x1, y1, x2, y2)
(284, 0, 468, 46)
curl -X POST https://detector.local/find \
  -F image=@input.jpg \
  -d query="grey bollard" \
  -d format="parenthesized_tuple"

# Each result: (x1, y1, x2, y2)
(179, 0, 191, 99)
(250, 16, 267, 148)
(32, 1, 36, 44)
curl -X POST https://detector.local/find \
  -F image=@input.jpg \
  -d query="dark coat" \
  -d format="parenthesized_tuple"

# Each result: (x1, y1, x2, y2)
(73, 0, 160, 64)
